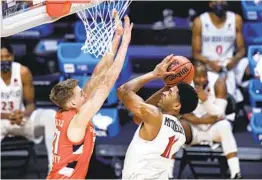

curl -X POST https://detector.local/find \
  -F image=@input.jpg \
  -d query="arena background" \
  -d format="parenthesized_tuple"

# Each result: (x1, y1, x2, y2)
(1, 0, 262, 179)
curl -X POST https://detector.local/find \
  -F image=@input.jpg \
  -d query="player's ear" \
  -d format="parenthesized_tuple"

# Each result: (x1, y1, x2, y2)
(69, 101, 77, 108)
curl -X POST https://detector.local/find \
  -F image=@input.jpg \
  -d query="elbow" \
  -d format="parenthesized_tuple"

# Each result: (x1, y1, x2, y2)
(117, 85, 128, 100)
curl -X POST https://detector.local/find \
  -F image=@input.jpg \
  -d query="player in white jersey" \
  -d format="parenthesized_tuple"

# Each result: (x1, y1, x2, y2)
(181, 62, 241, 179)
(117, 55, 199, 179)
(1, 40, 56, 170)
(192, 0, 249, 102)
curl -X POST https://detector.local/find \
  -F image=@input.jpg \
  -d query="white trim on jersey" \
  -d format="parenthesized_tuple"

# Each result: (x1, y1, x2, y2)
(58, 167, 74, 177)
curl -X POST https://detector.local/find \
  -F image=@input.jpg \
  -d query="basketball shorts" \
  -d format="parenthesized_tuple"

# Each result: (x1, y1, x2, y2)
(1, 109, 47, 144)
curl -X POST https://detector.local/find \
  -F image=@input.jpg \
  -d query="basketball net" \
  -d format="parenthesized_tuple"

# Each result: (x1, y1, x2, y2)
(75, 0, 132, 58)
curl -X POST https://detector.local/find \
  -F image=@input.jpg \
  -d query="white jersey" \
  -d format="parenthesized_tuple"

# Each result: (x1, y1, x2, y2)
(0, 62, 24, 115)
(200, 11, 236, 63)
(122, 114, 186, 179)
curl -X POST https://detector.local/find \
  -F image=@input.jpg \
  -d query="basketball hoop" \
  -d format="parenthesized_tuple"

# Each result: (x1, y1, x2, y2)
(47, 0, 131, 57)
(75, 0, 132, 57)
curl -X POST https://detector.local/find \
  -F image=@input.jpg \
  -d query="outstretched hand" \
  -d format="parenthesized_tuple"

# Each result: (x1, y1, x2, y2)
(113, 10, 124, 36)
(121, 15, 133, 46)
(153, 54, 177, 78)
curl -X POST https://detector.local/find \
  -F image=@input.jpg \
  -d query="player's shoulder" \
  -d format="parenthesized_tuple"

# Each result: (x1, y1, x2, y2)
(20, 64, 32, 76)
(58, 109, 77, 119)
(235, 13, 243, 24)
(193, 16, 202, 27)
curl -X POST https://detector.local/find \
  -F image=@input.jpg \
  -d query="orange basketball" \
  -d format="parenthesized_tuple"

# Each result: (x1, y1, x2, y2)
(163, 56, 194, 87)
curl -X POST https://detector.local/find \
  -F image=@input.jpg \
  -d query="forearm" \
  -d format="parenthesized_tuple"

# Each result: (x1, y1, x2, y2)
(102, 43, 129, 86)
(77, 43, 130, 127)
(92, 34, 122, 76)
(202, 98, 227, 117)
(183, 113, 217, 125)
(133, 87, 166, 123)
(121, 72, 158, 93)
(145, 87, 167, 105)
(231, 49, 245, 64)
(83, 35, 122, 95)
(24, 102, 35, 117)
(1, 113, 11, 120)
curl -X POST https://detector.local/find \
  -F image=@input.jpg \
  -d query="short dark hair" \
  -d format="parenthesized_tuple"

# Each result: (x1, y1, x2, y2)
(1, 39, 13, 54)
(49, 79, 78, 108)
(177, 82, 198, 114)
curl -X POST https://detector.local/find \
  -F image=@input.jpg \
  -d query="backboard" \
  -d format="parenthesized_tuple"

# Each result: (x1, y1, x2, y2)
(0, 0, 95, 37)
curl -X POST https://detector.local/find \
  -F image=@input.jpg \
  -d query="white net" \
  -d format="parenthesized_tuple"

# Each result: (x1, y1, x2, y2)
(75, 0, 132, 58)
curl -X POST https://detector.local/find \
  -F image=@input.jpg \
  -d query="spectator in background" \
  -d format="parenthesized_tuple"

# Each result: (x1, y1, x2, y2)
(181, 62, 241, 179)
(192, 0, 249, 103)
(1, 40, 56, 171)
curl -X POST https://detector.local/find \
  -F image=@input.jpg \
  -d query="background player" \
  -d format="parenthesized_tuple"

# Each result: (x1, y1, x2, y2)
(47, 15, 133, 179)
(181, 62, 241, 179)
(0, 40, 56, 170)
(117, 55, 199, 179)
(192, 0, 249, 103)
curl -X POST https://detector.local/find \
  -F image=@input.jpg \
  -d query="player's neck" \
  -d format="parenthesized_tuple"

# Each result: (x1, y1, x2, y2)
(1, 72, 12, 82)
(162, 110, 179, 118)
(209, 12, 227, 25)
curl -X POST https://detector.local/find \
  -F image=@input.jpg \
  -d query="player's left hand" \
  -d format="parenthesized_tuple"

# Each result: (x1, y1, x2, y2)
(113, 10, 124, 36)
(195, 85, 208, 102)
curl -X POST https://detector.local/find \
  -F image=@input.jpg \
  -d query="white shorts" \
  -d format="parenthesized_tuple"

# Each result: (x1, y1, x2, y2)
(189, 120, 238, 155)
(190, 120, 232, 145)
(1, 109, 47, 144)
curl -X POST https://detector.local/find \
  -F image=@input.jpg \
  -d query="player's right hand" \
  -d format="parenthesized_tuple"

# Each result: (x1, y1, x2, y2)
(122, 15, 133, 46)
(10, 110, 25, 126)
(153, 54, 176, 78)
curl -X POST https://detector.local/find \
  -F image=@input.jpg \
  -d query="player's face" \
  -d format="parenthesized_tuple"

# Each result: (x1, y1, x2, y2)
(194, 71, 208, 89)
(1, 48, 14, 73)
(209, 0, 228, 18)
(0, 48, 14, 62)
(209, 0, 227, 7)
(158, 86, 181, 114)
(70, 86, 88, 108)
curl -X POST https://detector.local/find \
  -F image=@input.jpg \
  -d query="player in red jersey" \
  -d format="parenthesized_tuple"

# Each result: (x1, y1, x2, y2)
(47, 15, 133, 179)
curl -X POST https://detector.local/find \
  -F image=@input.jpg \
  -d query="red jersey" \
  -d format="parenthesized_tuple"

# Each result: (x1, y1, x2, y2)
(47, 109, 96, 179)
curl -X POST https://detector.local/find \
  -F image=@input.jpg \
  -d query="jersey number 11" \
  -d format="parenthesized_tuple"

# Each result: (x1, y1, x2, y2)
(161, 136, 178, 159)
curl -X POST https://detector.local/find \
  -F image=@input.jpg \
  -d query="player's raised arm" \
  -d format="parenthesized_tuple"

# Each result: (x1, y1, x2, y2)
(67, 16, 133, 143)
(117, 55, 175, 125)
(83, 12, 123, 98)
(133, 86, 169, 124)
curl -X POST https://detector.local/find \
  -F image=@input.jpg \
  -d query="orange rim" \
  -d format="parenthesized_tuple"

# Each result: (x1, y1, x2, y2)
(46, 0, 91, 18)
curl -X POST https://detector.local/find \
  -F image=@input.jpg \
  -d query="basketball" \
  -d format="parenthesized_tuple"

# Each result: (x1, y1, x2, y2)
(163, 56, 194, 87)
